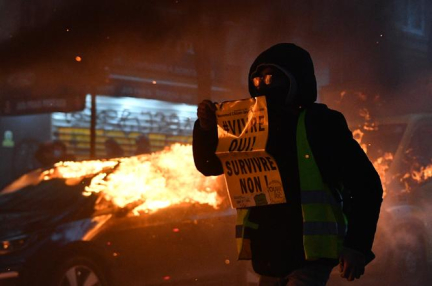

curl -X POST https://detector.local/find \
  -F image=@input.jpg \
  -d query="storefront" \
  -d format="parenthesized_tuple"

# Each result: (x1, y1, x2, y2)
(0, 95, 197, 188)
(51, 95, 197, 160)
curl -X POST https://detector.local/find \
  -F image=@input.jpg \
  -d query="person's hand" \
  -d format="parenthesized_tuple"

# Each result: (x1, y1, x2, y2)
(339, 247, 366, 281)
(197, 100, 217, 131)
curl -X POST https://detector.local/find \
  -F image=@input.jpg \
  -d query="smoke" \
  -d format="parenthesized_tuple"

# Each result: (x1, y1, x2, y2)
(0, 2, 431, 284)
(0, 1, 430, 105)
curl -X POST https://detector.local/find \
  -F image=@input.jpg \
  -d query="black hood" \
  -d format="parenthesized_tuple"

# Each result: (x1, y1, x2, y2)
(248, 43, 317, 107)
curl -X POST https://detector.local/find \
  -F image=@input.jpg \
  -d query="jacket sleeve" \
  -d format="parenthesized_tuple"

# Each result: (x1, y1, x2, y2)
(329, 111, 383, 263)
(192, 120, 224, 176)
(308, 108, 383, 263)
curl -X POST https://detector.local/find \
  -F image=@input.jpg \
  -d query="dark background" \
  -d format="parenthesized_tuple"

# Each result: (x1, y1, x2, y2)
(0, 0, 431, 184)
(0, 2, 431, 285)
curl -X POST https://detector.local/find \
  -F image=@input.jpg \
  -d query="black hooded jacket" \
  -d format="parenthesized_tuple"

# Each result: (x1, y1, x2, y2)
(193, 43, 383, 277)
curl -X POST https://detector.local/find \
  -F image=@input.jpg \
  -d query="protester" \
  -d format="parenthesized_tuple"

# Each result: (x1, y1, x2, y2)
(192, 43, 383, 285)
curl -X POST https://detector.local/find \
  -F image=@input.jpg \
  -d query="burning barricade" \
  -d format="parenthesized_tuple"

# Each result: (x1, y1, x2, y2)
(2, 143, 224, 215)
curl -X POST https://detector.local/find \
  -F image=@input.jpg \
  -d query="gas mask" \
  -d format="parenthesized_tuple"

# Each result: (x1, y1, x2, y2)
(250, 65, 297, 107)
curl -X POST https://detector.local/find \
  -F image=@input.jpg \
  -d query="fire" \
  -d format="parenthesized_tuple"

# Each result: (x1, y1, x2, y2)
(400, 162, 432, 192)
(372, 153, 394, 196)
(353, 129, 368, 153)
(43, 160, 118, 180)
(351, 105, 431, 196)
(359, 108, 371, 121)
(359, 108, 377, 131)
(411, 164, 432, 183)
(352, 110, 394, 196)
(352, 106, 378, 154)
(43, 144, 222, 214)
(333, 91, 431, 197)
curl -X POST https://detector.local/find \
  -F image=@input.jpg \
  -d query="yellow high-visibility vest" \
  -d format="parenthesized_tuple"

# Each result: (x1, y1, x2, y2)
(236, 109, 347, 260)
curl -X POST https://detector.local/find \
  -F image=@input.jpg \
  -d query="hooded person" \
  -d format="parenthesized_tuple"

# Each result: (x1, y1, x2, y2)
(248, 43, 316, 108)
(192, 43, 382, 285)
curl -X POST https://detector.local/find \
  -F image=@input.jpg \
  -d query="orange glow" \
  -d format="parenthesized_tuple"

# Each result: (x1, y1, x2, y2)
(352, 107, 391, 196)
(43, 144, 222, 214)
(334, 91, 431, 197)
(352, 108, 379, 154)
(353, 129, 368, 153)
(359, 108, 371, 121)
(357, 92, 367, 101)
(411, 164, 432, 183)
(400, 163, 432, 192)
(353, 112, 393, 196)
(372, 153, 394, 196)
(75, 56, 82, 62)
(351, 105, 432, 197)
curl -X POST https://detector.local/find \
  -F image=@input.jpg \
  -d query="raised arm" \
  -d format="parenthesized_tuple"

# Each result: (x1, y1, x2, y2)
(192, 100, 223, 176)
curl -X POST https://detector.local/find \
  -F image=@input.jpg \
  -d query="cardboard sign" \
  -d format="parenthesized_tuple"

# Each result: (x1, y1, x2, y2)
(215, 96, 286, 208)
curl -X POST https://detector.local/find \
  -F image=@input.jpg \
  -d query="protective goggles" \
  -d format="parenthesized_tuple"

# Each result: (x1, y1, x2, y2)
(252, 74, 273, 88)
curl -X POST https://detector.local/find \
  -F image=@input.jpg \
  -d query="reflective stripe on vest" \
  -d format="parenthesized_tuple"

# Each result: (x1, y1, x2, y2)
(297, 109, 346, 260)
(235, 208, 257, 260)
(235, 109, 347, 261)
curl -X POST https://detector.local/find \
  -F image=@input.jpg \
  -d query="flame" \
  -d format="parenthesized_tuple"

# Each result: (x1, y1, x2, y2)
(411, 164, 432, 183)
(372, 153, 394, 196)
(43, 144, 222, 214)
(44, 160, 118, 180)
(351, 105, 432, 197)
(359, 108, 371, 121)
(354, 121, 393, 196)
(333, 91, 431, 197)
(400, 162, 432, 192)
(352, 107, 379, 154)
(353, 128, 368, 153)
(364, 133, 432, 196)
(359, 108, 378, 131)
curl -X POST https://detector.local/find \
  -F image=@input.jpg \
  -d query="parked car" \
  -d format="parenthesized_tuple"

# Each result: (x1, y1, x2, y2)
(0, 153, 253, 286)
(329, 113, 432, 286)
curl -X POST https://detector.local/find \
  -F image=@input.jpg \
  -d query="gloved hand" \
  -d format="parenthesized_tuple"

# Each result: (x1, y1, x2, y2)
(197, 100, 217, 131)
(339, 247, 366, 281)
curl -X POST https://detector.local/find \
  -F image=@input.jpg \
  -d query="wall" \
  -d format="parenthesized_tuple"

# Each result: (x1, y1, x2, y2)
(0, 114, 51, 188)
